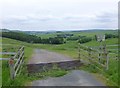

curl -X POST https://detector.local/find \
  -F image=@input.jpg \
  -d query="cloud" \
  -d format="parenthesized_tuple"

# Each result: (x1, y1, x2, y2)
(92, 12, 118, 28)
(95, 12, 117, 22)
(1, 11, 117, 30)
(1, 0, 118, 31)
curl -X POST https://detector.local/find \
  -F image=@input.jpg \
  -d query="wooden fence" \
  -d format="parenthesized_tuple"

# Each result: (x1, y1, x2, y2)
(78, 44, 109, 70)
(9, 46, 24, 79)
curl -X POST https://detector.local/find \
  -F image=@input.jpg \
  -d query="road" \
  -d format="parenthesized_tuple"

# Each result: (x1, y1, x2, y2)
(32, 70, 105, 86)
(28, 49, 73, 64)
(29, 49, 105, 86)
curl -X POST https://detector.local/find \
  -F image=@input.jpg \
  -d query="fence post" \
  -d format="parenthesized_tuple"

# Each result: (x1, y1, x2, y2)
(78, 44, 80, 59)
(88, 48, 92, 64)
(98, 42, 102, 63)
(103, 43, 109, 70)
(106, 53, 109, 70)
(98, 53, 100, 63)
(9, 58, 15, 79)
(22, 46, 24, 63)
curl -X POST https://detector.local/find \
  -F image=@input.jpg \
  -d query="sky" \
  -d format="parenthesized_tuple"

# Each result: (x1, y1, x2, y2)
(0, 0, 119, 31)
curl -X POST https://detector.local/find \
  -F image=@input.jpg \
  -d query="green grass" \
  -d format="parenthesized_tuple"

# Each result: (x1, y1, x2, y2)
(0, 59, 1, 85)
(37, 33, 57, 38)
(83, 38, 118, 47)
(0, 37, 2, 87)
(1, 38, 68, 86)
(1, 38, 34, 86)
(79, 59, 118, 86)
(2, 46, 34, 86)
(33, 41, 78, 59)
(36, 30, 118, 38)
(29, 66, 68, 79)
(33, 39, 118, 86)
(78, 42, 118, 86)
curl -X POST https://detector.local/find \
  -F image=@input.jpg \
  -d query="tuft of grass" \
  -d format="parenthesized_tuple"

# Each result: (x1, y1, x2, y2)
(49, 69, 67, 77)
(31, 68, 68, 78)
(25, 65, 68, 86)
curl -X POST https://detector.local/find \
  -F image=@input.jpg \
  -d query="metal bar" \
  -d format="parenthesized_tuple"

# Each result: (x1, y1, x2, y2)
(0, 52, 16, 55)
(14, 51, 24, 69)
(14, 56, 24, 77)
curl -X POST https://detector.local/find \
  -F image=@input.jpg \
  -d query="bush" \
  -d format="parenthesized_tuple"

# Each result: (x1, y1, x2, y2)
(57, 34, 74, 38)
(78, 37, 92, 44)
(67, 36, 86, 41)
(67, 36, 79, 41)
(41, 39, 49, 44)
(105, 34, 118, 39)
(2, 32, 41, 43)
(49, 37, 65, 44)
(2, 32, 65, 44)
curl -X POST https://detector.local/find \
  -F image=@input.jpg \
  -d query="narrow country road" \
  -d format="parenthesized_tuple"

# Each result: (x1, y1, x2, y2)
(28, 49, 73, 64)
(28, 49, 105, 86)
(32, 70, 105, 86)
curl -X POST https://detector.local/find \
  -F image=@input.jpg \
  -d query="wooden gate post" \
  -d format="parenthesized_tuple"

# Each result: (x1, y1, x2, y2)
(98, 43, 102, 63)
(22, 46, 25, 63)
(88, 48, 92, 64)
(105, 52, 109, 70)
(78, 44, 80, 59)
(9, 58, 15, 79)
(103, 43, 109, 70)
(98, 53, 100, 63)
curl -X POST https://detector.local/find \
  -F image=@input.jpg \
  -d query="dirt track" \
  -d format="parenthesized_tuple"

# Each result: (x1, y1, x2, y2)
(28, 49, 105, 86)
(28, 49, 73, 64)
(32, 70, 105, 86)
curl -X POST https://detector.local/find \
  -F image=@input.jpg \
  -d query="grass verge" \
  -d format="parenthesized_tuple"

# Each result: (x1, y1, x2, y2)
(2, 46, 34, 86)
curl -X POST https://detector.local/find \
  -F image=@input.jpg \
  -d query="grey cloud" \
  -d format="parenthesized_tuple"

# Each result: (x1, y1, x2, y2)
(2, 11, 118, 30)
(91, 12, 118, 29)
(95, 12, 117, 23)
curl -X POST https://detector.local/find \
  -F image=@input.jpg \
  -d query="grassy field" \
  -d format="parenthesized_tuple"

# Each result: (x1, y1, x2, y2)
(36, 30, 118, 38)
(1, 30, 119, 86)
(0, 37, 2, 87)
(1, 38, 33, 86)
(1, 38, 69, 86)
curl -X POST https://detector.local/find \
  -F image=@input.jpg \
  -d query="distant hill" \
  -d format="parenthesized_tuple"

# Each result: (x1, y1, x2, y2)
(70, 29, 117, 32)
(24, 31, 57, 35)
(0, 28, 118, 35)
(0, 29, 11, 32)
(0, 29, 57, 35)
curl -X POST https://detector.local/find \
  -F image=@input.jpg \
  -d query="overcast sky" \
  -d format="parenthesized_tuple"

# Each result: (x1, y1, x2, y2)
(0, 0, 119, 31)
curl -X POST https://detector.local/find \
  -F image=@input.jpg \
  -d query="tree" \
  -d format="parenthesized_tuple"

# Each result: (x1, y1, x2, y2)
(78, 37, 92, 44)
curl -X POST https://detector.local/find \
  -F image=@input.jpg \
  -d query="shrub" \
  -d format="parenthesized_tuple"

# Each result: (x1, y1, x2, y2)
(78, 37, 92, 44)
(105, 34, 118, 39)
(2, 32, 41, 43)
(49, 37, 65, 44)
(67, 36, 79, 41)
